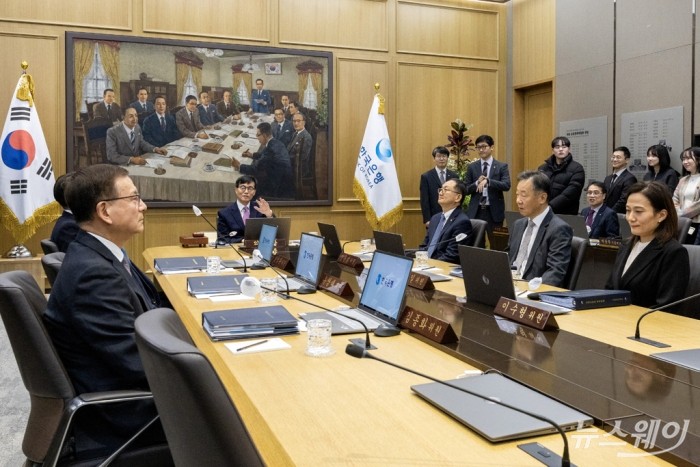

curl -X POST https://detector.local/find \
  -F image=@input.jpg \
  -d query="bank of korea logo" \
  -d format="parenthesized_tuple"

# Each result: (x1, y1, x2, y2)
(2, 129, 36, 170)
(375, 138, 393, 163)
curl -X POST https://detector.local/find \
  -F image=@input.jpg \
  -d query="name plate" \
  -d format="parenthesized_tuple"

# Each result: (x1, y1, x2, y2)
(337, 253, 364, 273)
(179, 235, 208, 248)
(494, 297, 559, 331)
(399, 306, 457, 344)
(270, 254, 293, 271)
(318, 274, 353, 297)
(408, 271, 435, 290)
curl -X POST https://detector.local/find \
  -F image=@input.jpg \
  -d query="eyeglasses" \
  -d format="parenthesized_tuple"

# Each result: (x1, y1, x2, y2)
(100, 194, 142, 204)
(438, 187, 460, 195)
(475, 145, 491, 150)
(237, 185, 256, 192)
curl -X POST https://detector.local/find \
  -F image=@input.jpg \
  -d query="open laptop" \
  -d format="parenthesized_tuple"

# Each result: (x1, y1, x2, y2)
(374, 230, 452, 282)
(244, 217, 291, 243)
(651, 348, 700, 372)
(411, 372, 593, 442)
(458, 245, 571, 314)
(256, 223, 278, 264)
(276, 232, 324, 293)
(300, 250, 413, 334)
(558, 214, 589, 239)
(318, 222, 343, 259)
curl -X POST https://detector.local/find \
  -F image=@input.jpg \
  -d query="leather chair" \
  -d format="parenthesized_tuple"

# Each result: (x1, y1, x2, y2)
(41, 252, 65, 287)
(680, 245, 700, 319)
(564, 236, 588, 290)
(0, 271, 171, 466)
(82, 118, 112, 166)
(135, 308, 264, 467)
(617, 213, 631, 238)
(40, 239, 59, 255)
(677, 217, 692, 244)
(466, 219, 487, 249)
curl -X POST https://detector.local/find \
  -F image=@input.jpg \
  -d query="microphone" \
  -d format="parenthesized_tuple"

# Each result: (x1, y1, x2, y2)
(628, 290, 700, 347)
(240, 277, 375, 350)
(192, 205, 248, 273)
(422, 232, 468, 255)
(345, 344, 571, 466)
(251, 249, 290, 296)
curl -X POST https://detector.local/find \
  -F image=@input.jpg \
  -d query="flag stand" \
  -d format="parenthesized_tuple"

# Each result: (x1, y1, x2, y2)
(4, 244, 32, 258)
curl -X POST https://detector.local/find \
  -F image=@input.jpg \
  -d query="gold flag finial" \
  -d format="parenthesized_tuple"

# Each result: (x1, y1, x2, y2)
(21, 61, 29, 72)
(374, 83, 385, 115)
(374, 82, 380, 92)
(17, 61, 35, 107)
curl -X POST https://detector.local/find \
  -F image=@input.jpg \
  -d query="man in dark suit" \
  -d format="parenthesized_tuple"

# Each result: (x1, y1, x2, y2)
(217, 175, 275, 243)
(280, 94, 291, 119)
(287, 112, 313, 178)
(604, 146, 637, 213)
(175, 95, 209, 139)
(128, 87, 155, 123)
(142, 95, 180, 147)
(197, 90, 223, 126)
(465, 134, 511, 245)
(507, 171, 572, 287)
(92, 88, 122, 122)
(419, 146, 459, 228)
(216, 90, 240, 119)
(251, 78, 272, 113)
(272, 108, 294, 146)
(581, 181, 620, 239)
(418, 178, 472, 264)
(106, 107, 167, 165)
(50, 172, 80, 253)
(232, 122, 294, 199)
(43, 164, 167, 455)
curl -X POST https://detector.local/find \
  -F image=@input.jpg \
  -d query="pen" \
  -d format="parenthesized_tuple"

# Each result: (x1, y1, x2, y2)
(236, 339, 268, 352)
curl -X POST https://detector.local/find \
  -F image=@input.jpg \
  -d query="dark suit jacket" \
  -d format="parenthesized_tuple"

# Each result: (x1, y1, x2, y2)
(643, 167, 680, 194)
(106, 123, 155, 165)
(216, 99, 239, 118)
(217, 200, 270, 243)
(251, 89, 272, 113)
(197, 103, 223, 126)
(50, 210, 80, 253)
(419, 168, 459, 223)
(240, 138, 294, 198)
(604, 169, 637, 213)
(142, 112, 180, 147)
(273, 119, 294, 147)
(420, 209, 472, 264)
(605, 237, 689, 311)
(465, 159, 511, 222)
(506, 210, 572, 287)
(175, 107, 204, 138)
(581, 204, 620, 239)
(93, 101, 122, 122)
(129, 100, 155, 113)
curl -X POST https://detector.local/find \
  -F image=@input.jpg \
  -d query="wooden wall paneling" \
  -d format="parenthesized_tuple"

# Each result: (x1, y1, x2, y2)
(396, 1, 500, 60)
(0, 0, 131, 31)
(522, 83, 552, 173)
(512, 0, 554, 87)
(278, 0, 389, 51)
(142, 0, 270, 42)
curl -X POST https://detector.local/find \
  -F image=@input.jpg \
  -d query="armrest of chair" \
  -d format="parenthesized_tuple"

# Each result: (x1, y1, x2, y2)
(78, 390, 153, 404)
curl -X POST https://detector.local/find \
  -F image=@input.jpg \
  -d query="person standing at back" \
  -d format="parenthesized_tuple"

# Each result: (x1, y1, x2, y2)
(419, 146, 458, 228)
(643, 144, 679, 194)
(672, 146, 700, 244)
(538, 136, 585, 215)
(604, 146, 637, 213)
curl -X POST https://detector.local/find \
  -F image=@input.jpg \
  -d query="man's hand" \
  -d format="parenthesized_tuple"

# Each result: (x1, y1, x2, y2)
(254, 198, 273, 217)
(476, 176, 488, 193)
(154, 147, 168, 156)
(241, 149, 254, 159)
(197, 131, 209, 139)
(130, 156, 147, 166)
(231, 158, 241, 170)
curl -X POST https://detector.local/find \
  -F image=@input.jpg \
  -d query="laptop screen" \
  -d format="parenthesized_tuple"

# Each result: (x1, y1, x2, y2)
(373, 230, 405, 255)
(258, 224, 278, 262)
(458, 245, 516, 307)
(317, 222, 342, 258)
(358, 250, 413, 323)
(296, 233, 324, 284)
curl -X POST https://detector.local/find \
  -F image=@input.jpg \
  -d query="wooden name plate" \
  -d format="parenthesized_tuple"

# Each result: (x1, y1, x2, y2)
(179, 235, 208, 248)
(318, 274, 353, 297)
(270, 254, 293, 271)
(408, 271, 435, 290)
(494, 297, 559, 331)
(337, 253, 364, 273)
(399, 306, 457, 344)
(202, 142, 224, 154)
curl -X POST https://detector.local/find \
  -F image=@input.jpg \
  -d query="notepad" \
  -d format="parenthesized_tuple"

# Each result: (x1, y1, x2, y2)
(225, 338, 291, 355)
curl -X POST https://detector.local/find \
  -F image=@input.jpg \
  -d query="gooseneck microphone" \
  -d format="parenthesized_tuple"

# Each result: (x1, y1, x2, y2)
(192, 205, 248, 273)
(345, 344, 571, 466)
(629, 290, 700, 348)
(419, 232, 468, 256)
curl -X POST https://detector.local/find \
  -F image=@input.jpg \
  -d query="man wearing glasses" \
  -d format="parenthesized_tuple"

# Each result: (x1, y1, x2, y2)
(464, 134, 511, 245)
(43, 164, 168, 456)
(216, 175, 274, 244)
(580, 181, 619, 239)
(419, 146, 459, 228)
(604, 146, 637, 213)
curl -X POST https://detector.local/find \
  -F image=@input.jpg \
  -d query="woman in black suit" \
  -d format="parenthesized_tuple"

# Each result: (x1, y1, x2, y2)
(643, 144, 679, 194)
(606, 181, 689, 313)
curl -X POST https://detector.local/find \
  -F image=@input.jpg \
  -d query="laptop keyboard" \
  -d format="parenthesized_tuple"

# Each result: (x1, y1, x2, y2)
(277, 277, 309, 291)
(333, 308, 383, 328)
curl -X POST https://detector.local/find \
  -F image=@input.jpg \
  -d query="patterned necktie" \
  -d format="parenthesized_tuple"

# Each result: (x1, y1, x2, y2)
(514, 220, 535, 273)
(439, 170, 445, 185)
(129, 130, 135, 144)
(480, 162, 489, 205)
(160, 116, 166, 131)
(586, 209, 595, 227)
(427, 214, 447, 257)
(242, 205, 249, 225)
(121, 249, 132, 277)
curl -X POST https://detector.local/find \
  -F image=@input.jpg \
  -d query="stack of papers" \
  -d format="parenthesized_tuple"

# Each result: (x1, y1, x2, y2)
(202, 305, 299, 341)
(187, 274, 248, 298)
(154, 256, 207, 274)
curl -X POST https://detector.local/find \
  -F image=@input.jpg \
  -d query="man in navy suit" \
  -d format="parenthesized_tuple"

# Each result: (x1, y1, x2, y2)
(50, 172, 80, 253)
(142, 95, 180, 147)
(419, 146, 459, 228)
(197, 90, 223, 126)
(106, 107, 167, 165)
(217, 175, 275, 243)
(251, 78, 272, 113)
(272, 108, 294, 147)
(129, 87, 155, 115)
(507, 171, 572, 287)
(604, 146, 637, 213)
(581, 181, 620, 238)
(465, 134, 511, 246)
(418, 178, 472, 264)
(43, 164, 167, 455)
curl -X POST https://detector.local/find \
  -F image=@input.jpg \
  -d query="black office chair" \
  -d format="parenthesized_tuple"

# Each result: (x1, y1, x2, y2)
(135, 308, 264, 467)
(466, 219, 487, 249)
(40, 239, 59, 255)
(680, 245, 700, 319)
(41, 252, 65, 287)
(0, 271, 171, 467)
(677, 217, 692, 244)
(617, 213, 631, 239)
(564, 236, 588, 290)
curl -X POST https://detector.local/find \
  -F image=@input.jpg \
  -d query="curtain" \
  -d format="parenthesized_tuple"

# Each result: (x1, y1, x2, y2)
(176, 62, 189, 105)
(192, 66, 202, 97)
(97, 42, 120, 104)
(233, 72, 252, 105)
(73, 40, 94, 121)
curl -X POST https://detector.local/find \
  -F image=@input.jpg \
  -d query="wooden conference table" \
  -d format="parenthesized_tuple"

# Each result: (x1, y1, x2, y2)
(144, 245, 698, 466)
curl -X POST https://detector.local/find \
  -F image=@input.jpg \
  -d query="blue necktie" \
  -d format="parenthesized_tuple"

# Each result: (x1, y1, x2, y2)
(427, 215, 447, 257)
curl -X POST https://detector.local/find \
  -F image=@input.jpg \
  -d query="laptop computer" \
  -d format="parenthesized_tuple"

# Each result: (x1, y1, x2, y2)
(318, 222, 343, 259)
(651, 348, 700, 372)
(411, 372, 593, 442)
(558, 214, 589, 239)
(374, 230, 452, 282)
(256, 223, 278, 264)
(458, 245, 571, 314)
(244, 217, 291, 243)
(276, 232, 324, 293)
(300, 250, 413, 334)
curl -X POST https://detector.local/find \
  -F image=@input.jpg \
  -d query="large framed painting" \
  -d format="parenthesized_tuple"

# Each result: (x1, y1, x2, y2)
(65, 32, 333, 207)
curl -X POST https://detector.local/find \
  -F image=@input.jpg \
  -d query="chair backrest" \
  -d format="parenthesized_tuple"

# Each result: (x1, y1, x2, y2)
(680, 245, 700, 319)
(0, 271, 75, 462)
(564, 236, 588, 290)
(169, 105, 184, 116)
(466, 219, 487, 249)
(677, 217, 692, 244)
(41, 252, 65, 287)
(40, 238, 59, 254)
(85, 100, 99, 120)
(617, 213, 632, 238)
(135, 308, 264, 466)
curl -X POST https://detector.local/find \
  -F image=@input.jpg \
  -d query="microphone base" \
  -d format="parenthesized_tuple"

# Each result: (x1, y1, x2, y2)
(250, 264, 267, 270)
(296, 286, 316, 295)
(627, 336, 671, 348)
(519, 442, 573, 467)
(349, 337, 377, 350)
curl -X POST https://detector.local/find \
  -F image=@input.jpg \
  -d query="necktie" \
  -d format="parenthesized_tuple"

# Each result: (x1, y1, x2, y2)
(439, 170, 445, 185)
(142, 103, 146, 111)
(190, 112, 196, 128)
(482, 161, 489, 176)
(427, 214, 447, 257)
(611, 174, 618, 185)
(160, 116, 166, 131)
(586, 209, 595, 228)
(121, 250, 132, 277)
(242, 205, 249, 225)
(107, 104, 111, 113)
(480, 162, 489, 205)
(129, 130, 135, 144)
(513, 220, 535, 274)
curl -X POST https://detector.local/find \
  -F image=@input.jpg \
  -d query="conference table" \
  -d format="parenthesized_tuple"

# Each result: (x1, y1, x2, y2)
(144, 245, 699, 465)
